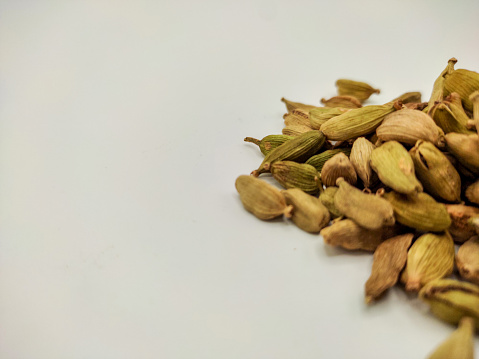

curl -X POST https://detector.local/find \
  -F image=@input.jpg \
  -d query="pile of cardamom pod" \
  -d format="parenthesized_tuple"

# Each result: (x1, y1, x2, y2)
(236, 58, 479, 358)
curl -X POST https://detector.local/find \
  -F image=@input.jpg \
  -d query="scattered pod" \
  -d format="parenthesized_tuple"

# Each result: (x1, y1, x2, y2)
(282, 188, 330, 233)
(349, 137, 377, 188)
(334, 178, 395, 230)
(305, 148, 351, 173)
(370, 141, 423, 195)
(320, 102, 399, 141)
(320, 153, 357, 187)
(320, 219, 403, 252)
(409, 140, 461, 202)
(384, 191, 451, 232)
(426, 317, 475, 359)
(400, 232, 455, 292)
(235, 175, 292, 220)
(271, 161, 322, 194)
(419, 278, 479, 327)
(335, 79, 380, 102)
(252, 130, 325, 176)
(281, 97, 319, 113)
(456, 236, 479, 285)
(376, 109, 446, 147)
(244, 135, 293, 156)
(365, 233, 414, 303)
(320, 95, 362, 109)
(446, 204, 479, 243)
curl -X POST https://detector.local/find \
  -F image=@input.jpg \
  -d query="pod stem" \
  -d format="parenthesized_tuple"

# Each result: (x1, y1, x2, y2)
(244, 137, 261, 146)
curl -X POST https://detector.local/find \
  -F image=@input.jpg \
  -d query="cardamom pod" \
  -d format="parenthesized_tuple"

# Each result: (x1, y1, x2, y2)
(281, 97, 319, 113)
(282, 124, 314, 137)
(456, 236, 479, 285)
(446, 204, 479, 243)
(391, 91, 422, 104)
(428, 102, 474, 135)
(320, 102, 400, 141)
(409, 140, 461, 203)
(365, 233, 414, 303)
(427, 58, 457, 110)
(446, 92, 473, 130)
(271, 161, 322, 194)
(235, 175, 293, 220)
(244, 135, 293, 156)
(335, 79, 380, 102)
(334, 178, 395, 230)
(445, 132, 479, 174)
(252, 130, 325, 176)
(283, 112, 312, 127)
(376, 109, 446, 147)
(282, 188, 330, 233)
(349, 137, 377, 188)
(400, 232, 455, 291)
(426, 316, 474, 359)
(419, 278, 479, 326)
(305, 148, 352, 172)
(320, 95, 362, 109)
(319, 186, 342, 218)
(384, 191, 451, 232)
(444, 67, 479, 113)
(320, 218, 403, 252)
(320, 153, 357, 187)
(465, 180, 479, 205)
(370, 141, 423, 195)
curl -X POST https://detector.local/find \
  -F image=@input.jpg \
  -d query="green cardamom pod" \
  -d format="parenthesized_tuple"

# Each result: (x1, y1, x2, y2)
(321, 95, 362, 109)
(444, 67, 479, 113)
(244, 135, 293, 156)
(319, 186, 342, 219)
(305, 148, 351, 172)
(271, 161, 322, 194)
(335, 79, 380, 102)
(281, 97, 319, 113)
(445, 132, 479, 175)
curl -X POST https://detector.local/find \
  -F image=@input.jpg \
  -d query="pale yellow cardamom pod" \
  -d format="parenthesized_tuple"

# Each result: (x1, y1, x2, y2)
(349, 137, 377, 188)
(281, 97, 319, 113)
(283, 112, 312, 127)
(426, 317, 474, 359)
(445, 132, 479, 175)
(282, 188, 330, 233)
(456, 236, 479, 285)
(365, 233, 413, 304)
(335, 79, 380, 102)
(419, 278, 479, 326)
(319, 186, 342, 219)
(320, 95, 362, 109)
(235, 175, 293, 220)
(400, 232, 455, 291)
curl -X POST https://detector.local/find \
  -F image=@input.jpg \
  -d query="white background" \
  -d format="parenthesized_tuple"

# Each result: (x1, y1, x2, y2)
(1, 0, 479, 358)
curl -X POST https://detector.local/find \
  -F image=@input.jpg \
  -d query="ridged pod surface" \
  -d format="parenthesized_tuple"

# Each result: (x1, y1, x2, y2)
(305, 148, 351, 172)
(335, 79, 380, 102)
(445, 132, 479, 174)
(320, 153, 357, 187)
(444, 68, 479, 112)
(349, 137, 377, 188)
(244, 135, 293, 156)
(271, 161, 321, 194)
(456, 237, 479, 285)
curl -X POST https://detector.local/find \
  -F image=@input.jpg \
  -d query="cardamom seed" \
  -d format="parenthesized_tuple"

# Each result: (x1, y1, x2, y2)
(365, 233, 414, 303)
(282, 188, 330, 233)
(235, 175, 293, 220)
(400, 232, 455, 291)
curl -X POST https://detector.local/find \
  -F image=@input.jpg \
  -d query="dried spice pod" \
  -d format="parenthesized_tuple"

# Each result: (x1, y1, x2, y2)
(445, 132, 479, 174)
(271, 161, 322, 194)
(320, 95, 362, 109)
(320, 153, 357, 187)
(349, 137, 377, 188)
(391, 91, 422, 104)
(281, 97, 319, 113)
(309, 107, 349, 129)
(419, 278, 479, 327)
(252, 130, 325, 176)
(465, 180, 479, 205)
(427, 58, 457, 110)
(335, 79, 380, 102)
(400, 232, 455, 292)
(426, 317, 475, 359)
(235, 175, 293, 220)
(409, 140, 461, 203)
(444, 67, 479, 113)
(320, 102, 400, 141)
(320, 219, 403, 252)
(446, 204, 479, 243)
(282, 188, 330, 233)
(376, 109, 445, 147)
(282, 124, 314, 137)
(283, 112, 312, 127)
(446, 92, 473, 130)
(244, 135, 293, 156)
(384, 191, 451, 232)
(365, 233, 414, 303)
(456, 236, 479, 285)
(428, 102, 474, 135)
(305, 148, 351, 172)
(319, 186, 342, 219)
(334, 178, 394, 230)
(370, 141, 423, 195)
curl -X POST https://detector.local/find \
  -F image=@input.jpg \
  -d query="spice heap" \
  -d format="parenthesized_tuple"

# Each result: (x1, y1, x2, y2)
(236, 58, 479, 358)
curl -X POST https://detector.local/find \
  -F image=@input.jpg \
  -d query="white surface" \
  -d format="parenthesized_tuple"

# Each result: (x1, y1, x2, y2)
(1, 0, 478, 358)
